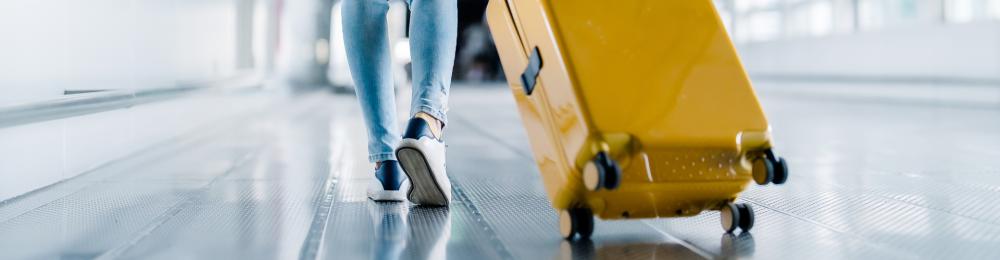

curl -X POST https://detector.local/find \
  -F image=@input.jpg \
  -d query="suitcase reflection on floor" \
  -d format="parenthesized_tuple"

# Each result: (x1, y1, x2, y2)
(366, 202, 450, 260)
(558, 232, 755, 259)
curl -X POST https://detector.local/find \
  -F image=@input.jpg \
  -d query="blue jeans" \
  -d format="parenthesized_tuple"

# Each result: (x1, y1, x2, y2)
(343, 0, 456, 163)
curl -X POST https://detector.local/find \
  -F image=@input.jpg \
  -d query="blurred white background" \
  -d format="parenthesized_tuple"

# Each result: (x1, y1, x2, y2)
(0, 0, 268, 105)
(718, 0, 1000, 81)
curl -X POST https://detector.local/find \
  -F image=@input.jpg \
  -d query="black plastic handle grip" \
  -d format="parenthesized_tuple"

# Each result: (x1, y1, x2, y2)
(520, 47, 543, 96)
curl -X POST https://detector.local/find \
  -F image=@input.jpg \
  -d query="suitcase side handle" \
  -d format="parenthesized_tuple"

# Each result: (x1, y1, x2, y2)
(520, 47, 543, 95)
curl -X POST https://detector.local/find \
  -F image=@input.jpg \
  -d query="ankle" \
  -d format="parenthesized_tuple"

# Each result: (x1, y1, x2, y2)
(414, 112, 444, 138)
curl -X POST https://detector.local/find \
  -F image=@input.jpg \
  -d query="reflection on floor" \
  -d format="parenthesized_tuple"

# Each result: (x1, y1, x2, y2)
(1, 83, 1000, 259)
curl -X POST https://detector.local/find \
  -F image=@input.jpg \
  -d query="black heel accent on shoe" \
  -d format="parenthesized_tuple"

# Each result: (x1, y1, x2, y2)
(375, 160, 406, 191)
(403, 118, 436, 140)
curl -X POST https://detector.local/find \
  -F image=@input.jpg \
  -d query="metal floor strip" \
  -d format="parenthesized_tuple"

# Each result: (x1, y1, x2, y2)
(450, 185, 517, 259)
(96, 152, 260, 260)
(299, 122, 348, 260)
(639, 220, 713, 259)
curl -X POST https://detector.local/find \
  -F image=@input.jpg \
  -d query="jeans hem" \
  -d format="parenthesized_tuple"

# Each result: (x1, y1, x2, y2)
(369, 153, 397, 163)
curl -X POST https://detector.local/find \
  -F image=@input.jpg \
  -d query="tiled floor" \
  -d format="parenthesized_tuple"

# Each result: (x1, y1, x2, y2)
(1, 83, 999, 259)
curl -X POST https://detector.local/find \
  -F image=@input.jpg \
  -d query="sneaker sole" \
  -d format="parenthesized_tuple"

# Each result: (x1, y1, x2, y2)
(368, 190, 406, 202)
(397, 147, 449, 206)
(368, 179, 408, 202)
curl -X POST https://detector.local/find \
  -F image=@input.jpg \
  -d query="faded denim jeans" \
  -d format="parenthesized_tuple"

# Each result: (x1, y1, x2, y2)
(342, 0, 456, 163)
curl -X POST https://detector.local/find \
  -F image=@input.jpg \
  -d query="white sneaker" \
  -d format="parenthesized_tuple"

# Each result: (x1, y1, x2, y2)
(367, 160, 408, 202)
(396, 117, 452, 206)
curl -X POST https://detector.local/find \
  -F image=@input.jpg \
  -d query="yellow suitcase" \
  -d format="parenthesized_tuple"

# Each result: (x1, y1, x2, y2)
(486, 0, 789, 239)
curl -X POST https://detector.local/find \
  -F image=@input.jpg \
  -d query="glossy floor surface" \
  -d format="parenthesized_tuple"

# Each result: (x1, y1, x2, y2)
(2, 83, 1000, 259)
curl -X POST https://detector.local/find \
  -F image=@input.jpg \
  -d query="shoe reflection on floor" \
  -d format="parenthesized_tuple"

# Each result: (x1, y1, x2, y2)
(367, 202, 451, 260)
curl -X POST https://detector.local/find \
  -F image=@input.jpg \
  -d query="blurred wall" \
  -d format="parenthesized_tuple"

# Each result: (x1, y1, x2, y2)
(0, 0, 266, 105)
(0, 0, 278, 202)
(719, 0, 1000, 83)
(277, 0, 336, 87)
(739, 21, 1000, 82)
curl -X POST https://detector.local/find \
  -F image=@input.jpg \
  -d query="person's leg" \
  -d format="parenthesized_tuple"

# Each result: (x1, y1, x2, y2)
(396, 0, 457, 206)
(343, 0, 399, 163)
(343, 0, 406, 201)
(407, 0, 456, 125)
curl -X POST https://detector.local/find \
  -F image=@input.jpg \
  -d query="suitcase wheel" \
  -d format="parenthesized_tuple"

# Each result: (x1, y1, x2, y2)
(560, 208, 595, 240)
(721, 202, 755, 233)
(772, 157, 789, 185)
(737, 203, 755, 231)
(751, 157, 774, 185)
(583, 152, 621, 191)
(752, 150, 790, 186)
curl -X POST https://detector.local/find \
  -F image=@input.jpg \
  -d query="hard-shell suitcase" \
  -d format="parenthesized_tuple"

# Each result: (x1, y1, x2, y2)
(485, 0, 789, 239)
